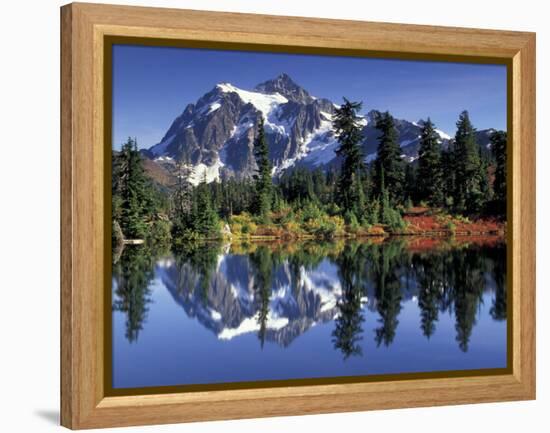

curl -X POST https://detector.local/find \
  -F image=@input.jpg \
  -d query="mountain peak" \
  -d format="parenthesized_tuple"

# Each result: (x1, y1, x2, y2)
(365, 109, 381, 123)
(254, 73, 313, 103)
(258, 72, 297, 87)
(276, 72, 299, 85)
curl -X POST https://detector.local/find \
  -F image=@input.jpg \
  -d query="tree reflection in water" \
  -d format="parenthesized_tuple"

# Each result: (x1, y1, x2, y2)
(332, 243, 366, 359)
(112, 246, 156, 342)
(112, 238, 506, 358)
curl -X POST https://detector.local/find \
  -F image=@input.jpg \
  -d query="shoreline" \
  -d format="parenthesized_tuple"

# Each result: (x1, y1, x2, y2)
(227, 230, 505, 242)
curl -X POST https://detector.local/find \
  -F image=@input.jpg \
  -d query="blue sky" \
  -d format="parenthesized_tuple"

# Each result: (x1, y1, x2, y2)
(112, 44, 507, 150)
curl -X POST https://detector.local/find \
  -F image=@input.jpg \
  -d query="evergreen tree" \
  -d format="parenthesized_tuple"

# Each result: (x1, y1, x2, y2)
(452, 111, 486, 214)
(333, 98, 366, 216)
(490, 130, 507, 214)
(404, 163, 417, 205)
(172, 159, 193, 222)
(417, 118, 444, 206)
(114, 137, 152, 239)
(478, 151, 492, 209)
(440, 148, 456, 208)
(192, 174, 219, 237)
(379, 168, 406, 231)
(170, 158, 197, 241)
(253, 117, 272, 219)
(374, 111, 405, 201)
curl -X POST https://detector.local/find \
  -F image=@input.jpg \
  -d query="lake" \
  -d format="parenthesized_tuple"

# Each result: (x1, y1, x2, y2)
(111, 237, 507, 389)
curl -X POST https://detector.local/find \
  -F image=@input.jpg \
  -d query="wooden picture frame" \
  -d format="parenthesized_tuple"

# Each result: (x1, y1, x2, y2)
(60, 2, 536, 429)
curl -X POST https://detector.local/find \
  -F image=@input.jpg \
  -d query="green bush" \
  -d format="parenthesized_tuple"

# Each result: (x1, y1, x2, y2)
(303, 214, 344, 238)
(382, 206, 406, 232)
(112, 219, 124, 247)
(445, 220, 456, 234)
(345, 211, 361, 233)
(229, 213, 257, 237)
(454, 214, 471, 224)
(147, 219, 171, 246)
(171, 219, 201, 245)
(300, 201, 323, 222)
(326, 203, 341, 216)
(280, 209, 295, 224)
(366, 199, 380, 225)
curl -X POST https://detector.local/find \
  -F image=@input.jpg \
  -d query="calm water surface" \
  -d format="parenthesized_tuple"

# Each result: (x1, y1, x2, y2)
(112, 238, 507, 389)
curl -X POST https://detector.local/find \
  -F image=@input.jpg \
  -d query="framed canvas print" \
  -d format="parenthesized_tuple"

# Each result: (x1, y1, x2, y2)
(60, 2, 536, 429)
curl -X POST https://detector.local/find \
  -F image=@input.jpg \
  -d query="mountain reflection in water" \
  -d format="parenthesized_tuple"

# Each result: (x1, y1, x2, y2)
(112, 237, 507, 388)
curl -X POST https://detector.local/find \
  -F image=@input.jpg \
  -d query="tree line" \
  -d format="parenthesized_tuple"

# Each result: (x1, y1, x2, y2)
(112, 99, 507, 244)
(332, 100, 507, 223)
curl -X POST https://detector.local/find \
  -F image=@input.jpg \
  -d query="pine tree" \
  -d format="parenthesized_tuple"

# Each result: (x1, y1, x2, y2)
(115, 137, 150, 239)
(378, 168, 405, 231)
(192, 173, 219, 237)
(172, 159, 193, 222)
(253, 116, 272, 220)
(490, 130, 507, 214)
(170, 158, 195, 241)
(404, 163, 417, 205)
(417, 118, 444, 206)
(452, 111, 486, 214)
(440, 148, 455, 208)
(333, 98, 366, 216)
(374, 111, 405, 201)
(478, 150, 492, 209)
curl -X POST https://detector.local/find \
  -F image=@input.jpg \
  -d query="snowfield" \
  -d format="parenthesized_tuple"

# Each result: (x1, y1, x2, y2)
(217, 82, 288, 124)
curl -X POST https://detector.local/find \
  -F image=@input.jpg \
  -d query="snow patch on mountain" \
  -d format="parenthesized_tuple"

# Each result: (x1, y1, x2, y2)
(210, 309, 222, 321)
(150, 134, 176, 157)
(206, 101, 221, 114)
(217, 82, 288, 121)
(435, 129, 451, 140)
(270, 107, 295, 136)
(272, 116, 336, 173)
(155, 156, 174, 162)
(400, 136, 421, 147)
(301, 122, 338, 166)
(188, 159, 225, 185)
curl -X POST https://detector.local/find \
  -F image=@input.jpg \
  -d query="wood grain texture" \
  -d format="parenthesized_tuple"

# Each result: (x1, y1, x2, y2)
(60, 4, 74, 429)
(60, 2, 536, 429)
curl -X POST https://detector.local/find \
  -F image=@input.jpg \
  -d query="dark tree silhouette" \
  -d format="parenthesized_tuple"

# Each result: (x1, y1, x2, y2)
(333, 98, 366, 216)
(332, 244, 366, 358)
(250, 246, 274, 348)
(112, 246, 155, 342)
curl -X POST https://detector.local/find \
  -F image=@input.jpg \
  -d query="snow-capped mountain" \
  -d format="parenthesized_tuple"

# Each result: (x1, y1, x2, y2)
(144, 73, 492, 185)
